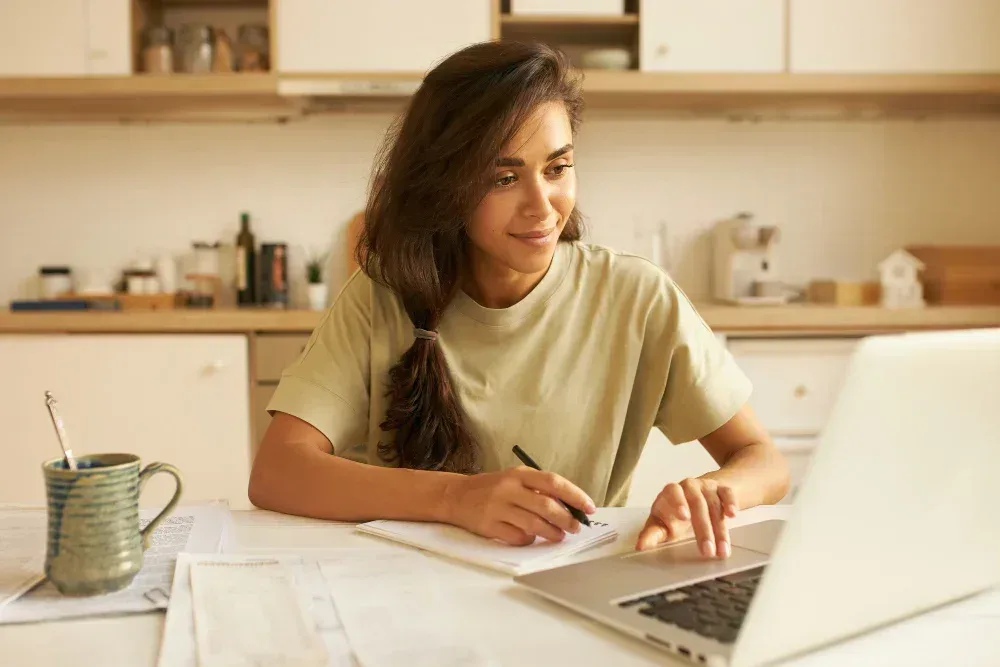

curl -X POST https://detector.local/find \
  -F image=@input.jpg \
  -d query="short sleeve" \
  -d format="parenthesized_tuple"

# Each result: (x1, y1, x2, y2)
(266, 271, 371, 455)
(654, 282, 753, 445)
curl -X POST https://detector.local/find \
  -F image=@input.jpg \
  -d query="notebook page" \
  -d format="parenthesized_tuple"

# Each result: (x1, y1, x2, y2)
(356, 517, 617, 575)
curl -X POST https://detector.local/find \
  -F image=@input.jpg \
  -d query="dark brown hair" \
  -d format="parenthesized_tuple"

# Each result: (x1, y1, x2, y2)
(355, 40, 585, 473)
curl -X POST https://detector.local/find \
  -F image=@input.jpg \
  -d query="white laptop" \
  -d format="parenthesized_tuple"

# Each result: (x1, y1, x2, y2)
(515, 328, 1000, 667)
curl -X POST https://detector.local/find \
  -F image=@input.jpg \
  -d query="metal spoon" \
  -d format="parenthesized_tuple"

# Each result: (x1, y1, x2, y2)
(44, 391, 77, 470)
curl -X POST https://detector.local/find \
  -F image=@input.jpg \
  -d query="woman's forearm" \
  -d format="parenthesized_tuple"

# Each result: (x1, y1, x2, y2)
(700, 441, 791, 509)
(248, 437, 463, 523)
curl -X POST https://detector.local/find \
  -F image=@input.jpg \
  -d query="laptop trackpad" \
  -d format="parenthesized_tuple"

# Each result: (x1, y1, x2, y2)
(618, 524, 777, 591)
(730, 519, 785, 555)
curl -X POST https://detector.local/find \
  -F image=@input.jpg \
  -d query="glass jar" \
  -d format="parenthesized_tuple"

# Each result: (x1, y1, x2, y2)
(39, 266, 73, 298)
(237, 24, 270, 72)
(176, 24, 214, 73)
(141, 26, 174, 74)
(192, 241, 220, 276)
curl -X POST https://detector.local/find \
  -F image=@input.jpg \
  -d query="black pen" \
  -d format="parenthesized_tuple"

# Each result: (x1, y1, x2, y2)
(512, 445, 592, 527)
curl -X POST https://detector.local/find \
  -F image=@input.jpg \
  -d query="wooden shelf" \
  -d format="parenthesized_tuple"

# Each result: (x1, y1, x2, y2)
(2, 304, 999, 335)
(3, 71, 1000, 121)
(501, 13, 638, 26)
(501, 13, 638, 43)
(0, 74, 299, 122)
(578, 71, 1000, 116)
(158, 0, 265, 4)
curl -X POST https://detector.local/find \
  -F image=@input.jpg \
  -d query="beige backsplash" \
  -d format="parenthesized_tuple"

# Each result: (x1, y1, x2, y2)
(1, 114, 999, 308)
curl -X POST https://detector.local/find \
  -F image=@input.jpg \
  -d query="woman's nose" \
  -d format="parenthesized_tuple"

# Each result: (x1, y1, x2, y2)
(520, 177, 555, 221)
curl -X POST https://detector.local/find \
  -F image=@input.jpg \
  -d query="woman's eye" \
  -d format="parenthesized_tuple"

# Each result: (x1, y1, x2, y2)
(550, 163, 574, 177)
(495, 174, 517, 188)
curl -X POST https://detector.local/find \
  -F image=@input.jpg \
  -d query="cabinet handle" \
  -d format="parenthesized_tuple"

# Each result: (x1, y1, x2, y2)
(656, 44, 670, 57)
(209, 360, 226, 372)
(793, 384, 808, 399)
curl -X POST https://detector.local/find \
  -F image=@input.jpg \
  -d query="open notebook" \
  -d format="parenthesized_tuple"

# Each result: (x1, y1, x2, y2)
(356, 514, 619, 576)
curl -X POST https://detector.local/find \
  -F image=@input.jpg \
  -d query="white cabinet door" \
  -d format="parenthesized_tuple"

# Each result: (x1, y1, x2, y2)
(790, 0, 1000, 73)
(277, 0, 492, 74)
(0, 0, 88, 76)
(83, 0, 132, 75)
(0, 0, 130, 76)
(727, 338, 857, 437)
(640, 0, 786, 72)
(0, 335, 251, 509)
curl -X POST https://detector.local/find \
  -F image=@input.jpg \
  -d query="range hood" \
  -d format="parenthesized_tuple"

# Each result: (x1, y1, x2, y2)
(278, 76, 423, 113)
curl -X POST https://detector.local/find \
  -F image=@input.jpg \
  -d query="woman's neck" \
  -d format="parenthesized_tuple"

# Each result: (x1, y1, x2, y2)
(463, 246, 551, 309)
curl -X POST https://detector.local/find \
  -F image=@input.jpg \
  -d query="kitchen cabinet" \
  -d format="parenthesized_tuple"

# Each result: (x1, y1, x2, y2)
(726, 338, 857, 437)
(728, 337, 858, 504)
(639, 0, 786, 73)
(276, 0, 493, 74)
(0, 335, 251, 509)
(0, 0, 131, 76)
(772, 437, 818, 505)
(251, 333, 310, 456)
(790, 0, 1000, 73)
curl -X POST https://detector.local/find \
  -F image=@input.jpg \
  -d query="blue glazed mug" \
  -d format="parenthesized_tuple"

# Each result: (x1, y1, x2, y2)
(42, 453, 183, 596)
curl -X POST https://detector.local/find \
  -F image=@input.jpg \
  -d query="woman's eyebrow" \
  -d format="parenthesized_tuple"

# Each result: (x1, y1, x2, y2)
(496, 143, 574, 167)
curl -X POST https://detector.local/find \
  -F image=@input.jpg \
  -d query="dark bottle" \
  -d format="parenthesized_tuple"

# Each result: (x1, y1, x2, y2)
(235, 212, 256, 305)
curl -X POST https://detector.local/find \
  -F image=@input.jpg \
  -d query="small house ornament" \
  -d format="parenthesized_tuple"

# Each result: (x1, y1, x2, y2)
(877, 249, 925, 309)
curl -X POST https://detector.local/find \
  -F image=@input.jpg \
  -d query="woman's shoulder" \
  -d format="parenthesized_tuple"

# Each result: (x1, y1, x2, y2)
(567, 241, 676, 295)
(323, 268, 409, 325)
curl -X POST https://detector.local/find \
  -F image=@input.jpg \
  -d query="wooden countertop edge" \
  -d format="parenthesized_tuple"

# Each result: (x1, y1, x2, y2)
(1, 304, 999, 335)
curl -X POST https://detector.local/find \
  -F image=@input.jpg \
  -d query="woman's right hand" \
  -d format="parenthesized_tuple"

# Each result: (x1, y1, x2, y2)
(442, 466, 597, 546)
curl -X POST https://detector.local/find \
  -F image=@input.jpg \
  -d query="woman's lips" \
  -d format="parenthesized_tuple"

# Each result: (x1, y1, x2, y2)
(510, 227, 556, 247)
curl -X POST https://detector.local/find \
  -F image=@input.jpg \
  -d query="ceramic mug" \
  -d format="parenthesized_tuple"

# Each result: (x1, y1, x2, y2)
(42, 453, 183, 596)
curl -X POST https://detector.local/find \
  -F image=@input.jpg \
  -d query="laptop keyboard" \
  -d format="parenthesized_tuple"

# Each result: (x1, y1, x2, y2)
(617, 566, 766, 645)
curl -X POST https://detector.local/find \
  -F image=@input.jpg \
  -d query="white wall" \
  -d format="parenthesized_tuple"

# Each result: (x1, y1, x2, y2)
(2, 114, 1000, 306)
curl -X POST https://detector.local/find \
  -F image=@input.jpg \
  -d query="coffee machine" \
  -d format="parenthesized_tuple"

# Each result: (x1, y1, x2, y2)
(711, 212, 787, 305)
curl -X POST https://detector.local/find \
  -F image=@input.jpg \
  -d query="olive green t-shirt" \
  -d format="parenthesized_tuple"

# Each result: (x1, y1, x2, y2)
(266, 241, 752, 507)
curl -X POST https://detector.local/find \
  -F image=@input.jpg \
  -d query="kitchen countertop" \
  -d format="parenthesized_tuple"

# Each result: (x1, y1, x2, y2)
(2, 303, 999, 336)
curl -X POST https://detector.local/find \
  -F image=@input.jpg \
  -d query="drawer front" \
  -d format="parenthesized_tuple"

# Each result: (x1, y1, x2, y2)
(255, 334, 311, 382)
(728, 338, 857, 436)
(252, 383, 279, 457)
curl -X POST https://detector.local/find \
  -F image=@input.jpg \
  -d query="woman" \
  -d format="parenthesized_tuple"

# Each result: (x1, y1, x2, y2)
(249, 40, 789, 559)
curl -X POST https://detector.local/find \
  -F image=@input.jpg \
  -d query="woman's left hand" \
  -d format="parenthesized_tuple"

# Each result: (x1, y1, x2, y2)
(635, 477, 738, 558)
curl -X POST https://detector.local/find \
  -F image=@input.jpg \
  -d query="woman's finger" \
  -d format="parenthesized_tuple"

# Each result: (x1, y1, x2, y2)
(703, 486, 730, 558)
(718, 485, 739, 518)
(492, 521, 534, 547)
(652, 483, 689, 523)
(635, 516, 670, 551)
(516, 467, 596, 515)
(504, 505, 565, 543)
(682, 479, 715, 557)
(514, 487, 580, 534)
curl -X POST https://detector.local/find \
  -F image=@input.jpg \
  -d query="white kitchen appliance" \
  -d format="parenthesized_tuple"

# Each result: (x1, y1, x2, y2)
(711, 212, 787, 305)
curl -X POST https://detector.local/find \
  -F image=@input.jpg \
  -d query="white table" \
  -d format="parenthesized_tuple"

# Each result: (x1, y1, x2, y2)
(3, 506, 998, 666)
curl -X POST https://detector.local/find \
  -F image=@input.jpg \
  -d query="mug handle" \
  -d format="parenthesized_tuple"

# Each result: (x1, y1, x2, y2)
(137, 462, 184, 551)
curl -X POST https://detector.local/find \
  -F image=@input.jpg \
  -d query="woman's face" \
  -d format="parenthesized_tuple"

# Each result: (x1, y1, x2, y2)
(467, 101, 577, 278)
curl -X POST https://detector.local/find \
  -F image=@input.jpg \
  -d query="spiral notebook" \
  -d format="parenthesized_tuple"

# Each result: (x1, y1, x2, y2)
(355, 514, 619, 576)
